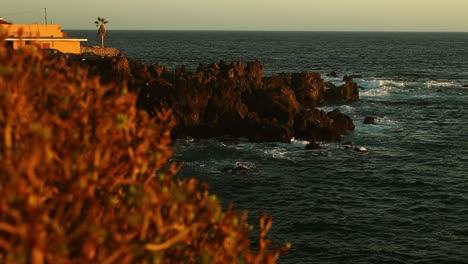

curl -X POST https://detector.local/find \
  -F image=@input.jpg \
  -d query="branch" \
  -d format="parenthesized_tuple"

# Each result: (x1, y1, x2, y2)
(144, 224, 199, 252)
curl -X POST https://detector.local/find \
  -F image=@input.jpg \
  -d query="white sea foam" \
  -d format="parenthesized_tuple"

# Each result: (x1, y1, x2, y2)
(234, 161, 256, 170)
(340, 105, 356, 112)
(377, 116, 399, 126)
(424, 80, 456, 88)
(381, 80, 408, 88)
(290, 137, 310, 146)
(356, 79, 381, 89)
(361, 87, 390, 97)
(268, 149, 289, 159)
(359, 79, 411, 97)
(317, 106, 336, 112)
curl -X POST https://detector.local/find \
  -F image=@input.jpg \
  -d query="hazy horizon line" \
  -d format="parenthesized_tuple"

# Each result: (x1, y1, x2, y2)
(64, 28, 468, 33)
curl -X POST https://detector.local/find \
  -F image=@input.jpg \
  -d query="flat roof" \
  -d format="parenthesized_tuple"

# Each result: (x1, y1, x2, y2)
(5, 38, 88, 42)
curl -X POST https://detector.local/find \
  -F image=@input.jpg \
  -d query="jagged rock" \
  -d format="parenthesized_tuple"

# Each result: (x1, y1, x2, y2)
(233, 61, 246, 77)
(343, 141, 368, 153)
(305, 141, 321, 150)
(221, 165, 249, 174)
(80, 58, 359, 143)
(263, 74, 291, 90)
(325, 81, 359, 102)
(327, 71, 338, 77)
(294, 108, 354, 142)
(245, 60, 264, 79)
(342, 75, 353, 82)
(363, 116, 376, 124)
(341, 81, 360, 100)
(149, 64, 166, 77)
(248, 86, 300, 123)
(327, 109, 355, 135)
(291, 72, 325, 107)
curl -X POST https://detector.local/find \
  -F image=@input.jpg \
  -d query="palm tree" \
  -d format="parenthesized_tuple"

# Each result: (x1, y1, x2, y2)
(94, 17, 109, 48)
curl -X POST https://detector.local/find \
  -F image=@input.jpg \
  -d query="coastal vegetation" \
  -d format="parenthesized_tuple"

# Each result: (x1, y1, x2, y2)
(0, 42, 289, 262)
(94, 17, 109, 48)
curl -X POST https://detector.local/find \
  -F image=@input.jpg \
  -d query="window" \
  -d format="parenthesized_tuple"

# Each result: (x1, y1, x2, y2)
(6, 41, 14, 49)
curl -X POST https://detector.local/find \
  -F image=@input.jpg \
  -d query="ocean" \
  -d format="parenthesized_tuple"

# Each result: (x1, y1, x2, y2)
(69, 30, 468, 263)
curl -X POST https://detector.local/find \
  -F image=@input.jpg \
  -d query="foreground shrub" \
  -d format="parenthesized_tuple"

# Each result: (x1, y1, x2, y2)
(0, 43, 289, 263)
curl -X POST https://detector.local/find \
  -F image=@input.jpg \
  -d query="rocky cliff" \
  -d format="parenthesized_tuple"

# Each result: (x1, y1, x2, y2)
(74, 55, 359, 143)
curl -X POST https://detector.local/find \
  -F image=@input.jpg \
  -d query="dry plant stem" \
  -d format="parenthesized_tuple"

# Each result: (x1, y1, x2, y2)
(144, 224, 200, 252)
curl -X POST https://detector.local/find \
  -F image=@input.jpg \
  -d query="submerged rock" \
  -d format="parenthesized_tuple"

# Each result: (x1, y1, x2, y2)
(363, 116, 376, 124)
(221, 165, 250, 174)
(343, 141, 369, 153)
(305, 141, 321, 150)
(327, 71, 338, 77)
(342, 75, 353, 82)
(324, 81, 359, 102)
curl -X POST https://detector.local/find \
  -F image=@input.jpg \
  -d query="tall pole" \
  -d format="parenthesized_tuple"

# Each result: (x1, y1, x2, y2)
(45, 8, 48, 25)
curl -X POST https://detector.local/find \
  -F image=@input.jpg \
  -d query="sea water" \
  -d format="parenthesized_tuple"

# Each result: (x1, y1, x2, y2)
(69, 30, 468, 263)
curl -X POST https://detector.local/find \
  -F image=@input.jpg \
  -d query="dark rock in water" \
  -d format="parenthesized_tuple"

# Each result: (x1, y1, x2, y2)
(221, 165, 249, 174)
(342, 75, 353, 82)
(305, 141, 321, 150)
(342, 141, 368, 153)
(327, 71, 338, 77)
(463, 84, 468, 88)
(327, 109, 355, 134)
(291, 72, 325, 107)
(363, 116, 376, 124)
(79, 58, 358, 143)
(294, 108, 355, 142)
(325, 81, 359, 102)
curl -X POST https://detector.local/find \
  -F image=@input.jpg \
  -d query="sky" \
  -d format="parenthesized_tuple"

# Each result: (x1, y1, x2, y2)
(2, 0, 468, 32)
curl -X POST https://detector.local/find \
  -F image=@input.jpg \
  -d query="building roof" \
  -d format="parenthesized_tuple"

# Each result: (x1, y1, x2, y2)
(5, 37, 88, 42)
(0, 18, 12, 24)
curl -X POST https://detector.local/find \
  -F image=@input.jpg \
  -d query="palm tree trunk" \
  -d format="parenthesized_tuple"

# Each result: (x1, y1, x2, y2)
(100, 36, 104, 48)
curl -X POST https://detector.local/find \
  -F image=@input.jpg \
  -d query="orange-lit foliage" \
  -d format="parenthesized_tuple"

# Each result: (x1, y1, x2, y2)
(0, 42, 289, 263)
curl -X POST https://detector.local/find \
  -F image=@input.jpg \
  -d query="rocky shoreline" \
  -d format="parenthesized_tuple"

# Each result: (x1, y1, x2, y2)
(74, 54, 359, 143)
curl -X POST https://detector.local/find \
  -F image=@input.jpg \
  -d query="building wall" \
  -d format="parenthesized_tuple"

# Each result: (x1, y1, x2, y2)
(9, 39, 82, 54)
(52, 41, 81, 53)
(1, 23, 85, 54)
(0, 24, 63, 38)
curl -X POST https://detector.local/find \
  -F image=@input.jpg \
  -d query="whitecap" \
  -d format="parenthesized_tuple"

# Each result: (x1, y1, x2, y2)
(376, 116, 399, 126)
(358, 79, 410, 97)
(361, 87, 390, 97)
(340, 105, 356, 112)
(380, 80, 408, 88)
(356, 79, 382, 89)
(290, 137, 310, 146)
(424, 80, 456, 88)
(317, 106, 335, 112)
(234, 161, 256, 170)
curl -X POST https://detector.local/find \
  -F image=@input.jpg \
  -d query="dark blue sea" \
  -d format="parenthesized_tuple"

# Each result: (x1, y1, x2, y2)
(69, 30, 468, 263)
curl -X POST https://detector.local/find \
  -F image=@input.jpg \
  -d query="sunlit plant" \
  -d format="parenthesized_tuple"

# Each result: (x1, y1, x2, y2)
(0, 39, 289, 263)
